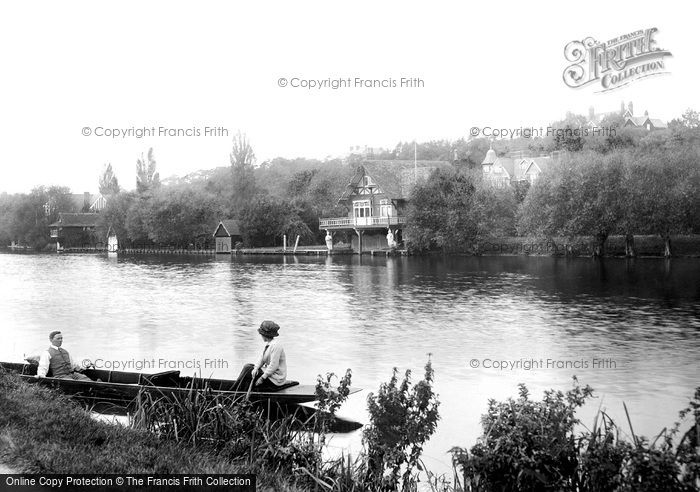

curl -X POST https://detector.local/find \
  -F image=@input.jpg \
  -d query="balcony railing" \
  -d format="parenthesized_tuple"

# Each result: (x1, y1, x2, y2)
(319, 216, 406, 229)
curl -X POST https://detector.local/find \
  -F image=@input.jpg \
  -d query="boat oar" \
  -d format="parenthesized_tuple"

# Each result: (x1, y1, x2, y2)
(245, 374, 255, 400)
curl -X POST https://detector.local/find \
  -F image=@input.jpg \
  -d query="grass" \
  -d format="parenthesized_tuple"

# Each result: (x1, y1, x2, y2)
(0, 370, 304, 490)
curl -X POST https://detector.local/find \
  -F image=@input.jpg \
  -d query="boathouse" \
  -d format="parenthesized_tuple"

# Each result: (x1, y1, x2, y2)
(48, 213, 101, 249)
(213, 219, 242, 253)
(319, 160, 449, 253)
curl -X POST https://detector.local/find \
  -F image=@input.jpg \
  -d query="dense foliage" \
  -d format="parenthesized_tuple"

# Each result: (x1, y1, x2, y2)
(451, 380, 700, 492)
(407, 131, 700, 255)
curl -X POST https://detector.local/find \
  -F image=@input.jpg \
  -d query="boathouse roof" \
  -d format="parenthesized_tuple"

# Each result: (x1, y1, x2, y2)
(338, 160, 450, 203)
(48, 213, 100, 228)
(214, 219, 241, 237)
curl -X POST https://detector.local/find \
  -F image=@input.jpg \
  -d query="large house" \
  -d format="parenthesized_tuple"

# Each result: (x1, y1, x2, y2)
(588, 101, 666, 131)
(319, 160, 450, 252)
(482, 147, 561, 188)
(622, 102, 667, 131)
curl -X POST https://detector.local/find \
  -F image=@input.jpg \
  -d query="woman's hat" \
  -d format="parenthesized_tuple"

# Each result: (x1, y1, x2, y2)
(258, 320, 280, 338)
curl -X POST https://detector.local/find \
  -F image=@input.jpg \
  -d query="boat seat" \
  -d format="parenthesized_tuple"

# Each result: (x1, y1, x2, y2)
(138, 370, 181, 387)
(264, 380, 299, 392)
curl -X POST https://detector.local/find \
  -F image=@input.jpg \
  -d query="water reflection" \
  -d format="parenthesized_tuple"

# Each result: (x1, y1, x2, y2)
(1, 252, 698, 474)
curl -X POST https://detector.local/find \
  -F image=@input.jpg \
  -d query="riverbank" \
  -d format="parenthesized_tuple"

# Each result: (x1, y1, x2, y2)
(6, 234, 700, 257)
(0, 371, 301, 490)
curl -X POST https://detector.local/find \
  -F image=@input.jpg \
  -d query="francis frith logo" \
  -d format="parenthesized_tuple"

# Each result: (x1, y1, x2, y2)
(563, 28, 672, 92)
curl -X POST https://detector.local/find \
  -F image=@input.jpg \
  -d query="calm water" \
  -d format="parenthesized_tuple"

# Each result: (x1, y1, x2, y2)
(1, 252, 699, 474)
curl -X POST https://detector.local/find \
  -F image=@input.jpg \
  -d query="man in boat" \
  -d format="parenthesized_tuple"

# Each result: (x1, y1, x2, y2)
(36, 331, 92, 381)
(235, 320, 287, 391)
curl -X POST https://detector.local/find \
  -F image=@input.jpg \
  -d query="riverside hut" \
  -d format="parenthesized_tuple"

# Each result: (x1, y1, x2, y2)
(213, 219, 242, 253)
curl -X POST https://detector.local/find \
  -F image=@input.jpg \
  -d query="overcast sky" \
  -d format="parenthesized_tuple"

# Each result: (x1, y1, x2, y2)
(0, 1, 696, 193)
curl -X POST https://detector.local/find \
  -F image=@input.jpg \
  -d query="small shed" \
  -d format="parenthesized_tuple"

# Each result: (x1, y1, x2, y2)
(213, 219, 242, 253)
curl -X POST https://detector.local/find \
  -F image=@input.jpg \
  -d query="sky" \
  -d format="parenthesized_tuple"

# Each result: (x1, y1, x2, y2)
(0, 1, 697, 193)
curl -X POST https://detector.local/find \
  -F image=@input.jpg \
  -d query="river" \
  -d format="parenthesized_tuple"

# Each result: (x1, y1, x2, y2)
(1, 252, 699, 476)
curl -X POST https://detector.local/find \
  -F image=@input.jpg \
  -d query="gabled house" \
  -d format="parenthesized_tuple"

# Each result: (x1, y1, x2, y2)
(623, 109, 667, 131)
(48, 213, 101, 250)
(482, 146, 561, 187)
(44, 192, 107, 216)
(319, 160, 449, 253)
(213, 219, 242, 253)
(587, 101, 666, 131)
(521, 157, 552, 183)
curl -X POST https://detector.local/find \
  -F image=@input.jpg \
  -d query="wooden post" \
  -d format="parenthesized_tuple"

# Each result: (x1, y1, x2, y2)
(283, 234, 287, 251)
(293, 235, 300, 253)
(355, 229, 363, 255)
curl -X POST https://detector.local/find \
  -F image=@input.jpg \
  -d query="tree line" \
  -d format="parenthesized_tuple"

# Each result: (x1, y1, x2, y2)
(407, 126, 700, 257)
(0, 133, 354, 249)
(1, 109, 699, 252)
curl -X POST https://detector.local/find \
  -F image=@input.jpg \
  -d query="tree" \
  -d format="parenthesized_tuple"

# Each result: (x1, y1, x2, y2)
(238, 195, 287, 247)
(141, 187, 219, 247)
(549, 112, 588, 152)
(238, 195, 312, 247)
(474, 184, 518, 237)
(44, 186, 78, 221)
(13, 187, 54, 249)
(405, 169, 482, 252)
(98, 163, 120, 196)
(625, 145, 700, 257)
(517, 152, 628, 256)
(230, 131, 257, 213)
(669, 108, 700, 130)
(136, 148, 160, 194)
(286, 170, 317, 198)
(97, 192, 135, 247)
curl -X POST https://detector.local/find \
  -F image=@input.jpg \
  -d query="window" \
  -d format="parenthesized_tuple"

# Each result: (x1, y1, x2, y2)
(379, 199, 393, 217)
(353, 200, 371, 218)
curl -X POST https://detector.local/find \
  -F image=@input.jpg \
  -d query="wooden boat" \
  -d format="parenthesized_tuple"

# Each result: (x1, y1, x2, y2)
(0, 362, 363, 431)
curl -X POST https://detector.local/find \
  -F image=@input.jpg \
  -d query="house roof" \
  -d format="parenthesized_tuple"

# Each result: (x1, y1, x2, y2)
(522, 157, 552, 175)
(338, 160, 450, 202)
(625, 116, 647, 127)
(491, 157, 516, 178)
(481, 147, 497, 165)
(625, 116, 667, 129)
(214, 219, 241, 237)
(46, 193, 106, 212)
(48, 213, 100, 228)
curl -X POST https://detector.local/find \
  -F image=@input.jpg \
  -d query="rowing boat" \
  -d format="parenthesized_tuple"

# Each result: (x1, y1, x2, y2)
(0, 361, 363, 431)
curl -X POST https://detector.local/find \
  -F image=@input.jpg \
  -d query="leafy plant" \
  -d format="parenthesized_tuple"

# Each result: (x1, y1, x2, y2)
(363, 359, 440, 491)
(452, 377, 593, 491)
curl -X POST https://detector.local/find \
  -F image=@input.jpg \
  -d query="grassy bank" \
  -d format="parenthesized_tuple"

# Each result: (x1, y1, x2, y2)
(2, 366, 698, 491)
(0, 371, 301, 490)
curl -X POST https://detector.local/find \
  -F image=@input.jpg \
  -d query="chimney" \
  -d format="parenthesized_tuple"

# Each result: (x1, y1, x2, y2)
(628, 101, 634, 115)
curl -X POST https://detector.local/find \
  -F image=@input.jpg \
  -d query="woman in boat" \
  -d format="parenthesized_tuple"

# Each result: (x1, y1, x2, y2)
(236, 320, 287, 392)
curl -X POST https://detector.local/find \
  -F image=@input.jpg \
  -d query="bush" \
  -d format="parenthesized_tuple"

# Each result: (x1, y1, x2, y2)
(362, 359, 441, 491)
(452, 378, 592, 491)
(452, 380, 700, 492)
